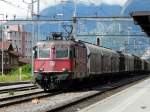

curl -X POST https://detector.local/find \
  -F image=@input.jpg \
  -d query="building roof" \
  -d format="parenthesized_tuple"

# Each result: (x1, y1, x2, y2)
(7, 25, 24, 32)
(19, 57, 31, 64)
(131, 11, 150, 37)
(0, 41, 13, 51)
(9, 51, 22, 57)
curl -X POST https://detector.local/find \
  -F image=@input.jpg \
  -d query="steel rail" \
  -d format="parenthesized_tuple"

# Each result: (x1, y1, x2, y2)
(0, 90, 62, 108)
(0, 81, 31, 87)
(0, 85, 38, 94)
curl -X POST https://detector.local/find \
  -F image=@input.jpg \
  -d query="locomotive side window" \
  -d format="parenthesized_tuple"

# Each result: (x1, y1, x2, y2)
(38, 47, 50, 58)
(70, 47, 75, 58)
(33, 46, 37, 58)
(56, 46, 69, 58)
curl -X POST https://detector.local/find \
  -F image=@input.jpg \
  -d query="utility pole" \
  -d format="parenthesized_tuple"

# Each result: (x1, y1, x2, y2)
(37, 0, 40, 18)
(128, 27, 132, 45)
(25, 0, 39, 76)
(31, 0, 34, 76)
(1, 23, 3, 76)
(37, 0, 40, 42)
(124, 40, 128, 53)
(0, 14, 4, 76)
(56, 13, 64, 32)
(72, 0, 77, 39)
(23, 0, 37, 76)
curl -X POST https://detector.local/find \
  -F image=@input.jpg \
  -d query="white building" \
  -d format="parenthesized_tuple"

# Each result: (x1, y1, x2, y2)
(141, 47, 150, 60)
(4, 25, 32, 59)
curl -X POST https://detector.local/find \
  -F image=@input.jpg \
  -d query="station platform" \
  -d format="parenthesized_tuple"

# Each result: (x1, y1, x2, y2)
(79, 77, 150, 112)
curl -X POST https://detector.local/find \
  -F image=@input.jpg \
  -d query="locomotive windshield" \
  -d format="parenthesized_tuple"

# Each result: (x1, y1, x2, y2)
(37, 44, 70, 59)
(38, 47, 50, 58)
(56, 46, 69, 58)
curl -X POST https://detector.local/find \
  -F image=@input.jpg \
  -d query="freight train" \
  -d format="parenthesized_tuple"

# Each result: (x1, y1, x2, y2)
(34, 34, 150, 91)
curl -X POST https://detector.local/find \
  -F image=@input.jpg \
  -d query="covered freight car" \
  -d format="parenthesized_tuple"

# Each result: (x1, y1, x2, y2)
(117, 51, 134, 73)
(85, 43, 119, 76)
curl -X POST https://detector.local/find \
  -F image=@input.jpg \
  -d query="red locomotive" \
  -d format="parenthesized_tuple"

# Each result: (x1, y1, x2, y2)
(34, 33, 150, 91)
(34, 34, 87, 90)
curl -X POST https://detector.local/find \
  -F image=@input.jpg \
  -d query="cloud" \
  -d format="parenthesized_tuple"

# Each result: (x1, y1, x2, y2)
(0, 0, 27, 19)
(0, 0, 128, 19)
(0, 0, 62, 19)
(40, 0, 61, 9)
(40, 0, 128, 7)
(101, 0, 128, 6)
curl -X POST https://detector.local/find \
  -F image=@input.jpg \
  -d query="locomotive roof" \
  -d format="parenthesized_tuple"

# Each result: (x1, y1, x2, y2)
(37, 40, 75, 46)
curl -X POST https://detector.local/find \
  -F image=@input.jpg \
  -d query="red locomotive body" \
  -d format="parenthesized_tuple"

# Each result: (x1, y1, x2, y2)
(34, 40, 87, 90)
(34, 59, 73, 73)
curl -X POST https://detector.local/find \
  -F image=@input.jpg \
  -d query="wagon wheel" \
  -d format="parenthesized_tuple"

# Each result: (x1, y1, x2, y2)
(43, 81, 56, 92)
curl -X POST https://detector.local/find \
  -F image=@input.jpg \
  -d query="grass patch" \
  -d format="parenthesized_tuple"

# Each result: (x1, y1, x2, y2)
(0, 64, 33, 82)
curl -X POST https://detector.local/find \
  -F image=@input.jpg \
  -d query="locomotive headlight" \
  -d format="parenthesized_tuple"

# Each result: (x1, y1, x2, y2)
(39, 68, 44, 71)
(62, 68, 68, 72)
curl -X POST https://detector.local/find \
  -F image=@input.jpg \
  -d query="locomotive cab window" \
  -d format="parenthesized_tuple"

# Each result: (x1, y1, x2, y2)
(38, 47, 50, 58)
(56, 46, 69, 58)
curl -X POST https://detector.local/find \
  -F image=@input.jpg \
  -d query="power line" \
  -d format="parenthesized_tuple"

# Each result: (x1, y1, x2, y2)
(77, 34, 146, 37)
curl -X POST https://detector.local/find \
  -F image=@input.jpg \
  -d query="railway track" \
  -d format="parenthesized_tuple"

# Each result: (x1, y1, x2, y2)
(0, 84, 38, 94)
(0, 74, 149, 112)
(0, 89, 62, 108)
(0, 81, 31, 87)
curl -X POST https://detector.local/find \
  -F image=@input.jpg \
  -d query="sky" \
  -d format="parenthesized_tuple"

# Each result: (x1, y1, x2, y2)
(0, 0, 128, 19)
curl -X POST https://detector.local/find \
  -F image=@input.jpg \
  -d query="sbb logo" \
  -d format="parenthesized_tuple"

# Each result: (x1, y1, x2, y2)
(49, 61, 55, 66)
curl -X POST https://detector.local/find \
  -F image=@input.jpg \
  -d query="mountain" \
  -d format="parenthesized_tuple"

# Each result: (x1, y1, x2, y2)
(40, 2, 122, 18)
(39, 0, 150, 18)
(123, 0, 150, 15)
(24, 0, 150, 56)
(36, 0, 150, 35)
